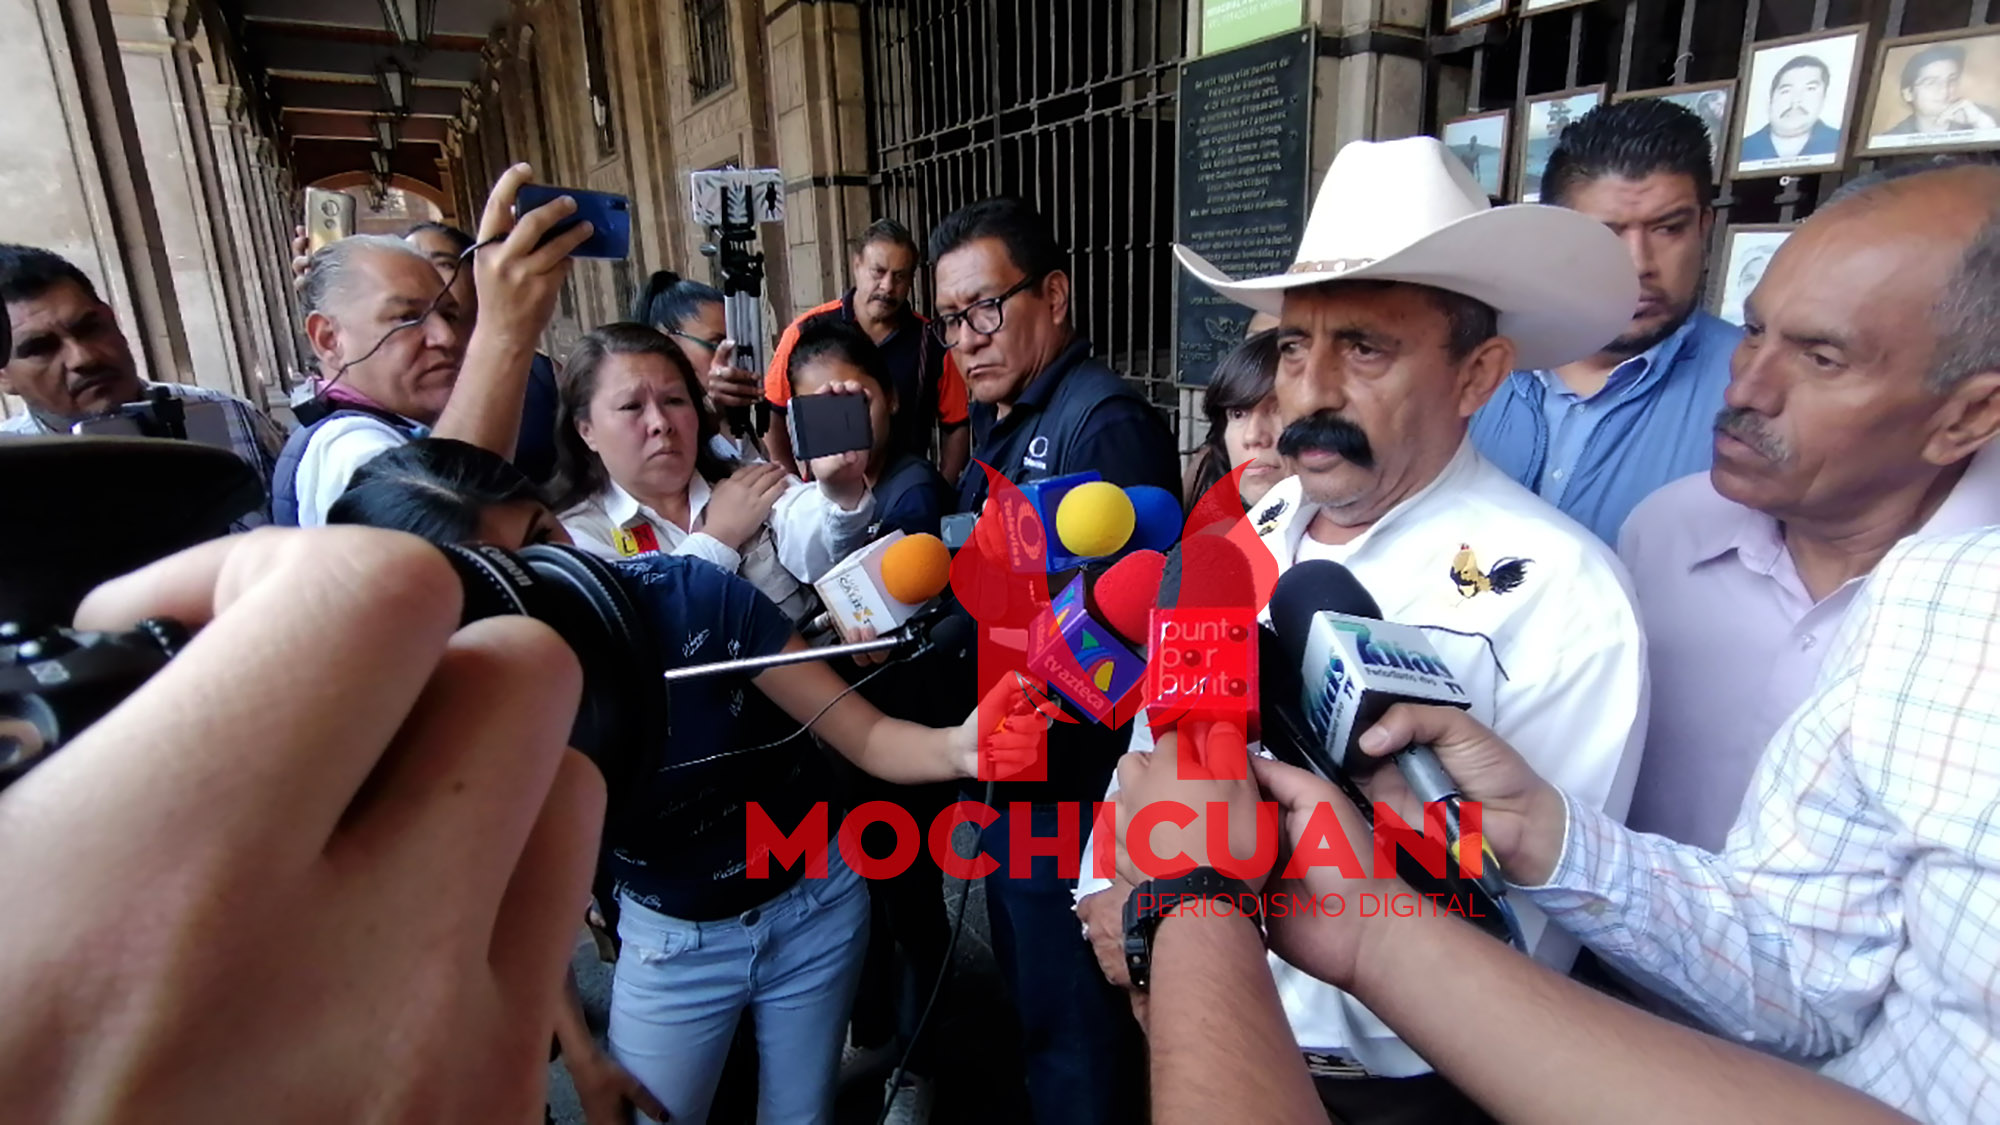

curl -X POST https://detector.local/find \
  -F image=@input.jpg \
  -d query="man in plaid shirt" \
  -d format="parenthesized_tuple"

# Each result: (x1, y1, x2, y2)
(0, 245, 282, 527)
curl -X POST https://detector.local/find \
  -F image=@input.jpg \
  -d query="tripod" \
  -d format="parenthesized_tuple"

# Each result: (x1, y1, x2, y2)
(702, 183, 772, 457)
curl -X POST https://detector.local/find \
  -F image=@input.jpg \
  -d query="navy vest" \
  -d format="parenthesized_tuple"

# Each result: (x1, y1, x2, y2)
(270, 404, 420, 527)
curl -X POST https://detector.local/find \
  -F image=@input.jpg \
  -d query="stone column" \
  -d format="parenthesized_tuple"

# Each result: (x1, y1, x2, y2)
(762, 0, 871, 315)
(109, 0, 244, 394)
(204, 80, 283, 402)
(1306, 0, 1428, 175)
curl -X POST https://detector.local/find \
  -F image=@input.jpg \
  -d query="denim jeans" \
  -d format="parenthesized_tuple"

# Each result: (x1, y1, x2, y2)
(980, 802, 1147, 1125)
(608, 849, 871, 1125)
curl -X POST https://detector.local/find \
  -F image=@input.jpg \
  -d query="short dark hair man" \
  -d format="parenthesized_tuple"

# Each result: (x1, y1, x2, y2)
(1739, 55, 1843, 162)
(1881, 45, 1999, 136)
(761, 219, 971, 482)
(0, 244, 284, 526)
(1472, 98, 1740, 543)
(931, 194, 1179, 1125)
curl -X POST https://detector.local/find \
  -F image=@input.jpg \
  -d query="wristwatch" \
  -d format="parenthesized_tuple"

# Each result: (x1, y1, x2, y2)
(1122, 867, 1263, 990)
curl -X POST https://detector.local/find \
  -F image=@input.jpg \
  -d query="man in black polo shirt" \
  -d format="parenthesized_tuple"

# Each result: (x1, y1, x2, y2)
(762, 219, 971, 482)
(934, 195, 1179, 1125)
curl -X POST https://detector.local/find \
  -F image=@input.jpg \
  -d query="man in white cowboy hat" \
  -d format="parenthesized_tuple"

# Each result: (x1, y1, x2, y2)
(1074, 135, 1651, 1122)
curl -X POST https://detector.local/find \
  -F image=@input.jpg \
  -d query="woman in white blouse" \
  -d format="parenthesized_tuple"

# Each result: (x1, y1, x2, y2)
(551, 322, 874, 625)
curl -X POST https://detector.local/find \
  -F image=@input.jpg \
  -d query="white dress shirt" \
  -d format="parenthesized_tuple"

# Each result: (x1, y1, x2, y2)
(1078, 439, 1649, 1076)
(1530, 526, 2000, 1124)
(560, 467, 874, 624)
(1617, 443, 2000, 851)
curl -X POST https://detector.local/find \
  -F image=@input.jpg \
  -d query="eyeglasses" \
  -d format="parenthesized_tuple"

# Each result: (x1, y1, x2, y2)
(929, 275, 1040, 348)
(666, 329, 724, 354)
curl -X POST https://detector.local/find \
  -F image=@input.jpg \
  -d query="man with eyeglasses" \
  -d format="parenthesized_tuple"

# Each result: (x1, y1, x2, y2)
(931, 195, 1178, 1125)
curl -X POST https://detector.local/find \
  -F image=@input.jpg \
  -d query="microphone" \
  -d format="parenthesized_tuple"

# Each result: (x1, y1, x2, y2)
(1268, 561, 1521, 946)
(1145, 535, 1260, 734)
(813, 531, 952, 638)
(1091, 549, 1167, 647)
(663, 608, 970, 683)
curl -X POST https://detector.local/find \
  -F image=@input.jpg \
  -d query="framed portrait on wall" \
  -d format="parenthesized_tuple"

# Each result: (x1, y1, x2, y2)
(1729, 27, 1868, 179)
(1446, 0, 1508, 32)
(1618, 81, 1734, 177)
(1713, 224, 1795, 326)
(1517, 86, 1606, 202)
(1858, 28, 2000, 156)
(1443, 110, 1510, 198)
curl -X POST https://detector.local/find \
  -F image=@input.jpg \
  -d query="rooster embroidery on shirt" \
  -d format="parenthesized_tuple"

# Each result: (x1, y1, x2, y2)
(1450, 544, 1532, 598)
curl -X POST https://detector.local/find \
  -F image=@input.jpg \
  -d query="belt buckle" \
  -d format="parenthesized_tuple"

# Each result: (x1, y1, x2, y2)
(1302, 1050, 1371, 1079)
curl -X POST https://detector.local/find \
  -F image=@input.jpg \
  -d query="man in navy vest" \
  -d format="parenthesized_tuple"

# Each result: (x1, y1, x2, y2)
(1471, 99, 1741, 543)
(274, 165, 582, 526)
(933, 196, 1178, 1125)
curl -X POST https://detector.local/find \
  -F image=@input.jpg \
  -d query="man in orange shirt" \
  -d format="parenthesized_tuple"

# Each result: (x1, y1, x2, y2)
(762, 219, 970, 483)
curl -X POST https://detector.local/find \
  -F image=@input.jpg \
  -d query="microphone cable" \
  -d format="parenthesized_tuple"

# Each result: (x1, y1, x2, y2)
(311, 236, 501, 397)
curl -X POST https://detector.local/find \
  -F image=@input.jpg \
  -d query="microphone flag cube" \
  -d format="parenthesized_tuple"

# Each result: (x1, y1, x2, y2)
(1010, 471, 1101, 573)
(1026, 573, 1147, 724)
(1301, 613, 1471, 776)
(814, 531, 930, 636)
(1145, 606, 1257, 728)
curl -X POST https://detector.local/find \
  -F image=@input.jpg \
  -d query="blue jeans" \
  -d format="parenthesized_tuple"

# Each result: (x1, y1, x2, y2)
(608, 850, 870, 1125)
(981, 803, 1146, 1125)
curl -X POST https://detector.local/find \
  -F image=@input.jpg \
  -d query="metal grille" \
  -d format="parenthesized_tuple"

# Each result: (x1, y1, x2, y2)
(1426, 0, 1997, 274)
(863, 0, 1191, 408)
(688, 0, 733, 101)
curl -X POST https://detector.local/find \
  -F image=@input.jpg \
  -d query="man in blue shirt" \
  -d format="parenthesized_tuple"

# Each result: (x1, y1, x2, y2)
(933, 196, 1179, 1125)
(1472, 98, 1741, 543)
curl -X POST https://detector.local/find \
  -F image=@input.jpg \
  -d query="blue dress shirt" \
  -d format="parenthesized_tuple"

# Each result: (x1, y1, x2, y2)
(1470, 310, 1741, 544)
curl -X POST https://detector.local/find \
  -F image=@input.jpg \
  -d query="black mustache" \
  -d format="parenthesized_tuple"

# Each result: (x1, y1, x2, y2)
(1713, 406, 1787, 462)
(1278, 411, 1375, 470)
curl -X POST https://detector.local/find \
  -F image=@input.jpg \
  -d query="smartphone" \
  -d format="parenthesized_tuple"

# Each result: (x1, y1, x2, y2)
(304, 187, 354, 253)
(514, 184, 631, 260)
(788, 392, 873, 462)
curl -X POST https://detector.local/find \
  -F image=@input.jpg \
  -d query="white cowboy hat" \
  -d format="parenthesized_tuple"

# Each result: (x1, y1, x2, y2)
(1175, 136, 1638, 370)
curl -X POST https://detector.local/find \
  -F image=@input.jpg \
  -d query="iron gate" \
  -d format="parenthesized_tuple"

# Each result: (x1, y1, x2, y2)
(863, 0, 1191, 409)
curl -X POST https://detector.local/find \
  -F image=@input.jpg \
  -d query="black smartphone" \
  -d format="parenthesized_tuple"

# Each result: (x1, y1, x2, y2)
(789, 392, 873, 462)
(514, 184, 631, 259)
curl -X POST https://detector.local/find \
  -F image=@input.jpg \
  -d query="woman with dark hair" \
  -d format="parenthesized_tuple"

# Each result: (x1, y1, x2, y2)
(1184, 328, 1287, 512)
(632, 269, 761, 456)
(788, 315, 953, 539)
(551, 323, 875, 626)
(328, 437, 1045, 1125)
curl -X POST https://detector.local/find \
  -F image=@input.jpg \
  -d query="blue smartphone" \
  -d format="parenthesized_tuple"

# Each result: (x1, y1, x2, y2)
(514, 184, 631, 259)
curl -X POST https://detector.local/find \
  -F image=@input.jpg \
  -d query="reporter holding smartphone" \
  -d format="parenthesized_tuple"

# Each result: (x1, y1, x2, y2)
(275, 164, 586, 526)
(550, 323, 875, 627)
(327, 438, 1048, 1125)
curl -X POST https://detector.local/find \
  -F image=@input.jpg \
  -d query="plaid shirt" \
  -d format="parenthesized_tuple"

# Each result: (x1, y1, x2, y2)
(1529, 527, 2000, 1123)
(2, 382, 284, 527)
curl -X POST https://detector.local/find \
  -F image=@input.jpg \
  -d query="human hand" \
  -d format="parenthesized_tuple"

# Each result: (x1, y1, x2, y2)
(804, 380, 873, 510)
(1943, 100, 1999, 130)
(703, 341, 761, 411)
(472, 164, 591, 351)
(0, 528, 603, 1124)
(954, 672, 1058, 780)
(570, 1046, 671, 1125)
(1075, 877, 1138, 989)
(834, 620, 891, 667)
(1112, 722, 1270, 891)
(1248, 754, 1405, 990)
(1352, 704, 1569, 886)
(291, 225, 311, 293)
(701, 461, 790, 551)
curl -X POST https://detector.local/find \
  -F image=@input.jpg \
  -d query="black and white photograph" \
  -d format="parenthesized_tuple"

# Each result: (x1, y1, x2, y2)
(1522, 0, 1596, 14)
(1729, 27, 1868, 178)
(1446, 0, 1508, 31)
(1620, 81, 1734, 176)
(1443, 110, 1510, 198)
(1860, 28, 2000, 156)
(1518, 87, 1605, 202)
(1714, 224, 1795, 326)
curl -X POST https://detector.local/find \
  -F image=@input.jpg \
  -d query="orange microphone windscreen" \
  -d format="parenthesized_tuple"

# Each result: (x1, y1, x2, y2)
(880, 533, 953, 604)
